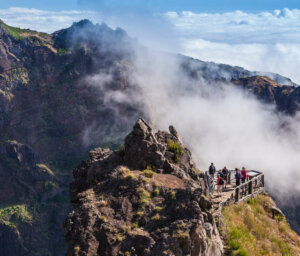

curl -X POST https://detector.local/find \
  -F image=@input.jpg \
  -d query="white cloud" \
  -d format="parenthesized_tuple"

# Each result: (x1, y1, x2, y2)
(163, 8, 300, 84)
(0, 7, 97, 33)
(164, 8, 300, 44)
(181, 39, 300, 84)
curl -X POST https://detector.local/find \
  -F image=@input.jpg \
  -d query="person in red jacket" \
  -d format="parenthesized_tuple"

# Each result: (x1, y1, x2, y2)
(241, 167, 247, 183)
(216, 174, 224, 197)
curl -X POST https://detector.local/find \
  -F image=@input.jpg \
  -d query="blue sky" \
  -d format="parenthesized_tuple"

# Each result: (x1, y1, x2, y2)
(0, 0, 299, 12)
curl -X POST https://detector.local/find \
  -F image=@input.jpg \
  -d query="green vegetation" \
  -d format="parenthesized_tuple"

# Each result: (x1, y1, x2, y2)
(57, 48, 71, 55)
(247, 197, 255, 205)
(192, 168, 202, 175)
(132, 222, 139, 228)
(223, 195, 300, 256)
(142, 167, 155, 178)
(138, 188, 151, 207)
(142, 177, 150, 184)
(36, 164, 54, 176)
(126, 173, 137, 180)
(135, 210, 144, 217)
(172, 230, 189, 239)
(1, 23, 35, 40)
(151, 213, 160, 221)
(155, 206, 163, 212)
(153, 187, 160, 197)
(0, 67, 29, 86)
(169, 190, 176, 200)
(115, 233, 125, 242)
(121, 225, 131, 233)
(0, 204, 33, 230)
(100, 215, 107, 223)
(167, 139, 184, 163)
(74, 246, 80, 254)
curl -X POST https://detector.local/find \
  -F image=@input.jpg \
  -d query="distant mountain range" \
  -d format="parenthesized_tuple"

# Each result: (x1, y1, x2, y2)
(0, 19, 299, 255)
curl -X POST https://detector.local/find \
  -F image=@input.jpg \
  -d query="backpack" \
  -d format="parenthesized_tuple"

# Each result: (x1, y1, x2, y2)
(219, 178, 224, 185)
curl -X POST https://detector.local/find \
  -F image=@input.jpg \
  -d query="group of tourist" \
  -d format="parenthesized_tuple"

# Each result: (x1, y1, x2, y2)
(208, 163, 248, 197)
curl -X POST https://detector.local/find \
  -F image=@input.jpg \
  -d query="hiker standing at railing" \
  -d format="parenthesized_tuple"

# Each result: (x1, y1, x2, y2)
(235, 168, 242, 186)
(216, 173, 224, 197)
(222, 166, 229, 188)
(241, 167, 247, 183)
(209, 162, 216, 180)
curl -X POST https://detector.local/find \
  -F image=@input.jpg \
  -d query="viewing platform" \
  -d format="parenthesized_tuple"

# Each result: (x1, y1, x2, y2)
(205, 170, 265, 234)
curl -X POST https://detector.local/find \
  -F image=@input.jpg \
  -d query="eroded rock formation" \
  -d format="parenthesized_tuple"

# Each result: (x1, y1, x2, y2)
(64, 119, 223, 256)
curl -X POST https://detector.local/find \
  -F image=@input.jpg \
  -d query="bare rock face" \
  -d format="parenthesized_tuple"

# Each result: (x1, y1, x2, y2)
(231, 76, 300, 114)
(64, 119, 223, 256)
(0, 140, 54, 203)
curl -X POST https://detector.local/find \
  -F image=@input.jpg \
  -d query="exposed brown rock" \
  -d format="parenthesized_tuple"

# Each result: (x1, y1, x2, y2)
(231, 75, 299, 113)
(64, 119, 223, 256)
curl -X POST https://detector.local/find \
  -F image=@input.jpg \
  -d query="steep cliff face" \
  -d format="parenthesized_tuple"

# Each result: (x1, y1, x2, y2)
(64, 119, 223, 256)
(0, 20, 143, 255)
(231, 76, 300, 114)
(0, 19, 142, 163)
(0, 140, 69, 255)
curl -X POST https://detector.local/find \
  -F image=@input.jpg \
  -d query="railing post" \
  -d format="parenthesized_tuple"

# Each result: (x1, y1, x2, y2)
(248, 181, 253, 195)
(228, 171, 231, 185)
(235, 188, 240, 202)
(261, 175, 264, 187)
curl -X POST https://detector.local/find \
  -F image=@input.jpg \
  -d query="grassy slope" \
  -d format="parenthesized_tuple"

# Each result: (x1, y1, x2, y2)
(0, 204, 32, 228)
(223, 195, 300, 256)
(1, 22, 37, 40)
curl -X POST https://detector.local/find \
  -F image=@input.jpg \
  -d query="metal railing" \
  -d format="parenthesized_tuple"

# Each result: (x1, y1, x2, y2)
(213, 172, 265, 237)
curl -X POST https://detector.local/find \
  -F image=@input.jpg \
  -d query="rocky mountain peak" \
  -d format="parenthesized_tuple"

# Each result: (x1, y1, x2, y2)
(72, 19, 94, 29)
(52, 19, 131, 54)
(64, 119, 223, 256)
(123, 118, 203, 185)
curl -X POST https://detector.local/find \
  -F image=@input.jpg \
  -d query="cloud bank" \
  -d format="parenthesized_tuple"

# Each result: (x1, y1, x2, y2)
(165, 9, 300, 44)
(130, 48, 300, 198)
(164, 8, 300, 83)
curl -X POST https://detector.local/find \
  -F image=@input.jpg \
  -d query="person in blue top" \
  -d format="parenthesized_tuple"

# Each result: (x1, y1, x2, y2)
(208, 163, 216, 180)
(235, 168, 242, 186)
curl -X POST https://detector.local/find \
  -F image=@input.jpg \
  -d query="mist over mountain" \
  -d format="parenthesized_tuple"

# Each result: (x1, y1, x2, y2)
(1, 19, 300, 255)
